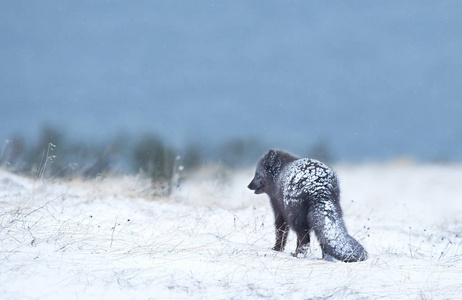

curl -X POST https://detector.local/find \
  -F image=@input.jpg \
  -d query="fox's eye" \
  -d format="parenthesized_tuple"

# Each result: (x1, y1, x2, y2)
(255, 173, 265, 183)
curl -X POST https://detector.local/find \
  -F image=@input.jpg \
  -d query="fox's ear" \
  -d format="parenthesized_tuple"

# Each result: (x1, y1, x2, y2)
(266, 149, 277, 164)
(265, 149, 281, 176)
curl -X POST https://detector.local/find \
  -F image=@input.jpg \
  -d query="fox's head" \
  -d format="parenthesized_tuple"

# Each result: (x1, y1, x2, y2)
(247, 149, 283, 195)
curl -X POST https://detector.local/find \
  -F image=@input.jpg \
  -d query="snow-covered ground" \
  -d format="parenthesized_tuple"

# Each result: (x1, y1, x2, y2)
(1, 162, 461, 299)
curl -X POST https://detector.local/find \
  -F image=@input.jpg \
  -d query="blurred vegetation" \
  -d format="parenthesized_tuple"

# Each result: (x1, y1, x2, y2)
(0, 126, 336, 185)
(306, 139, 333, 164)
(133, 135, 176, 181)
(0, 127, 126, 179)
(219, 137, 264, 168)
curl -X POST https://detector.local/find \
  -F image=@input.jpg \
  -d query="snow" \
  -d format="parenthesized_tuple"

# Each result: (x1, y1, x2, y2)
(282, 159, 338, 205)
(1, 162, 462, 299)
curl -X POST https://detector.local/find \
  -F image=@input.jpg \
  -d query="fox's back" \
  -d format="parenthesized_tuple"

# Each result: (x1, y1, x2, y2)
(279, 158, 340, 205)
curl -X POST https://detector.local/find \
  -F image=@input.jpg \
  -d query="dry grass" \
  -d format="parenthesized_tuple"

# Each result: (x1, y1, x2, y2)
(1, 164, 462, 299)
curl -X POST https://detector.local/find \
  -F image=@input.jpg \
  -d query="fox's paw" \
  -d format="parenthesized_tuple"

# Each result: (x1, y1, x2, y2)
(272, 245, 284, 252)
(292, 244, 310, 258)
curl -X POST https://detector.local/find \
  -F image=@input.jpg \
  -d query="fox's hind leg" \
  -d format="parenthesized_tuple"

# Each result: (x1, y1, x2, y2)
(287, 203, 311, 257)
(292, 225, 311, 257)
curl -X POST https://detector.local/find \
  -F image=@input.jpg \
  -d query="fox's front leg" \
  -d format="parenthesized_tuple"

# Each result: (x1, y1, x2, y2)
(272, 214, 289, 251)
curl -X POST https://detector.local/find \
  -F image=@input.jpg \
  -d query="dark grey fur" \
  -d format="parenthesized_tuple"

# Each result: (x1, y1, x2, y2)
(248, 149, 367, 262)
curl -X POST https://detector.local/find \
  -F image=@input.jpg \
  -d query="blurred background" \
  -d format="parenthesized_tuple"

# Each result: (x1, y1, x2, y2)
(1, 1, 461, 180)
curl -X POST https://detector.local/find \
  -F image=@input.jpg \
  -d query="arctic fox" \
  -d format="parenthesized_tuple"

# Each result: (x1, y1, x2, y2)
(248, 150, 367, 262)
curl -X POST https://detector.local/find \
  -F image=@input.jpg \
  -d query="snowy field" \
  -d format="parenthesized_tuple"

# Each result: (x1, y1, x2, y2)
(1, 162, 461, 299)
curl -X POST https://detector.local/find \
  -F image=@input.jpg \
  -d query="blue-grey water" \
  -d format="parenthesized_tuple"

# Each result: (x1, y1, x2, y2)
(1, 1, 462, 161)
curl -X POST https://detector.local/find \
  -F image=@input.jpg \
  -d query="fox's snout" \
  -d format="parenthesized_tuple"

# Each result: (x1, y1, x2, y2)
(247, 179, 257, 190)
(248, 177, 265, 194)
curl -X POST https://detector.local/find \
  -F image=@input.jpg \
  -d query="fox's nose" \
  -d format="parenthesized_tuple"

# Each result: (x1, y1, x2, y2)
(247, 180, 255, 190)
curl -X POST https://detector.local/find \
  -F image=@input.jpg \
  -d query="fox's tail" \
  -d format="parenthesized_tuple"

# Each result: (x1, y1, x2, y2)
(308, 201, 368, 262)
